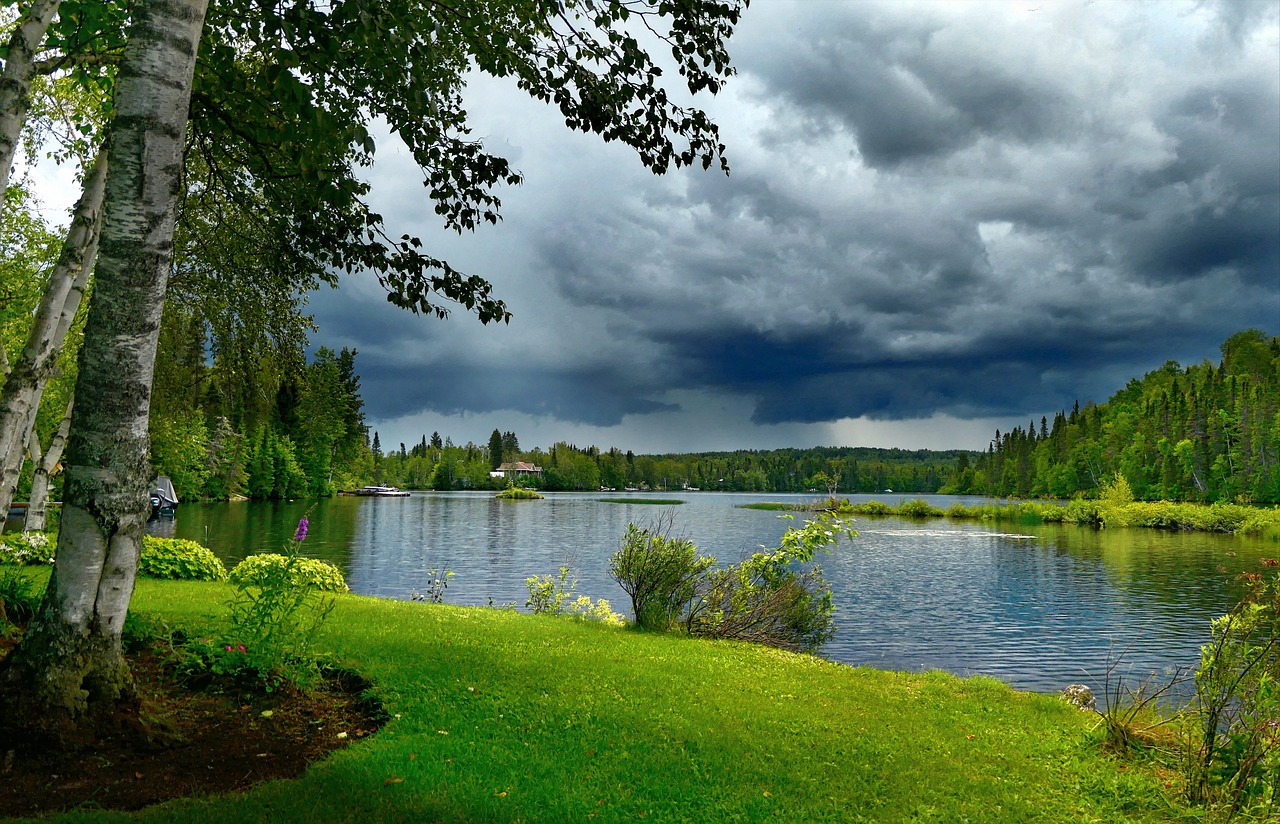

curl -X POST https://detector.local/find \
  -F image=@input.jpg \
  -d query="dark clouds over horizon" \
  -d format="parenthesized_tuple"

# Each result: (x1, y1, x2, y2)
(308, 0, 1279, 454)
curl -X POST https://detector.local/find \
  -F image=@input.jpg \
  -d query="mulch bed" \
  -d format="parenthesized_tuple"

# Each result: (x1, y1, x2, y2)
(0, 633, 386, 818)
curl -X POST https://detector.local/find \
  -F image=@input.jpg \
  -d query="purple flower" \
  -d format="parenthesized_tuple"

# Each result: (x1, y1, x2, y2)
(294, 518, 309, 542)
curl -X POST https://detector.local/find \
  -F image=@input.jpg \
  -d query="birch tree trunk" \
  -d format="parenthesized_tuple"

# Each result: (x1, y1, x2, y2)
(0, 0, 62, 201)
(0, 0, 206, 748)
(23, 396, 71, 532)
(0, 146, 103, 523)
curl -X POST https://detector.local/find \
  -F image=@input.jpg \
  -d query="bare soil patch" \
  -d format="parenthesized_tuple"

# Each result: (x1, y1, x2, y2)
(0, 632, 385, 819)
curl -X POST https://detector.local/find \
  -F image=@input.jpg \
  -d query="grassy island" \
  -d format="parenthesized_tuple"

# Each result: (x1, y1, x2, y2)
(495, 486, 544, 500)
(745, 497, 1280, 537)
(0, 569, 1213, 822)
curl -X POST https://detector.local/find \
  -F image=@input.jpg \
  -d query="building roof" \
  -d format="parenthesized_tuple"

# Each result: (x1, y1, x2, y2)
(497, 461, 543, 473)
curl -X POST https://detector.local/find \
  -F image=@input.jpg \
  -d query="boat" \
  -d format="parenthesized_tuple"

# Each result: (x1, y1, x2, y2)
(149, 476, 179, 519)
(355, 485, 411, 497)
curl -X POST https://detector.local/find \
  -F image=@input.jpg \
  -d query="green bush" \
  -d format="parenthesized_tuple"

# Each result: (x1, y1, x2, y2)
(0, 568, 43, 626)
(525, 566, 623, 625)
(609, 521, 714, 630)
(496, 486, 544, 500)
(1184, 564, 1280, 815)
(223, 544, 344, 686)
(139, 537, 229, 582)
(897, 499, 943, 518)
(229, 553, 349, 593)
(121, 611, 168, 652)
(0, 531, 55, 565)
(687, 513, 856, 654)
(1062, 499, 1101, 526)
(850, 500, 893, 516)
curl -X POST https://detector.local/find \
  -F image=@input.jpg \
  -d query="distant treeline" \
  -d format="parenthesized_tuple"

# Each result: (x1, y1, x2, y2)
(368, 438, 965, 494)
(139, 324, 1276, 504)
(944, 330, 1279, 504)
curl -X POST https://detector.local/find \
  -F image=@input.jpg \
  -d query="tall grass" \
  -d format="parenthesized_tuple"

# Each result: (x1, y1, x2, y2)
(748, 498, 1280, 536)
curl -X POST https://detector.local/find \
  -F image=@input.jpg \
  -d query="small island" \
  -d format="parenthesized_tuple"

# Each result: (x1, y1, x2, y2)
(495, 486, 543, 500)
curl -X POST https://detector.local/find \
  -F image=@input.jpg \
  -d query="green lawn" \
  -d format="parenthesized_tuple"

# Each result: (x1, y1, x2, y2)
(15, 577, 1190, 823)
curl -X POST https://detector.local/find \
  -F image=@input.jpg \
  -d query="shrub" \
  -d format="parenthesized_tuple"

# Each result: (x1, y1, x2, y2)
(496, 486, 544, 500)
(687, 513, 856, 654)
(1063, 499, 1101, 526)
(229, 553, 348, 593)
(526, 567, 574, 615)
(897, 499, 943, 518)
(850, 500, 892, 516)
(0, 568, 43, 626)
(0, 531, 55, 565)
(609, 517, 714, 630)
(121, 611, 168, 652)
(1183, 563, 1280, 816)
(139, 537, 229, 581)
(410, 567, 454, 604)
(1099, 472, 1135, 506)
(691, 563, 836, 654)
(525, 566, 623, 625)
(565, 595, 626, 626)
(213, 518, 343, 687)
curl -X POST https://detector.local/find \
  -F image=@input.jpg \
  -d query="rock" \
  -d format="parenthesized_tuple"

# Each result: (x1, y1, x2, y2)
(1060, 684, 1096, 711)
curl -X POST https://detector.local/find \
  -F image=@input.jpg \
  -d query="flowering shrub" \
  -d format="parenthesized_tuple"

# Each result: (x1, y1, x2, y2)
(229, 553, 348, 593)
(0, 531, 55, 565)
(177, 637, 257, 681)
(526, 567, 624, 625)
(139, 537, 229, 581)
(220, 517, 341, 687)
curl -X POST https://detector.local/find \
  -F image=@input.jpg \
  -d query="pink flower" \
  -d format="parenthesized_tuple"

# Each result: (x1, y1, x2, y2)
(294, 518, 310, 542)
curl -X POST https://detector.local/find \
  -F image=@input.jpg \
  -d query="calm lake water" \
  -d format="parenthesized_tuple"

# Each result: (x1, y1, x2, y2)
(154, 492, 1278, 697)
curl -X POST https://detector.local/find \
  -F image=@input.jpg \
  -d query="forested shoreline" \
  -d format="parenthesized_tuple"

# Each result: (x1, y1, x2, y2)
(944, 330, 1279, 504)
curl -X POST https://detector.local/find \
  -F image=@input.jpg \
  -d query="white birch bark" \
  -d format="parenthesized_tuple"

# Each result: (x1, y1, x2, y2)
(23, 395, 70, 532)
(0, 0, 207, 743)
(0, 0, 62, 201)
(0, 146, 104, 522)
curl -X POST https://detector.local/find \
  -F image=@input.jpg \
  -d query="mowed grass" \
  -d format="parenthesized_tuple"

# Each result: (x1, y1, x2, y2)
(20, 577, 1189, 823)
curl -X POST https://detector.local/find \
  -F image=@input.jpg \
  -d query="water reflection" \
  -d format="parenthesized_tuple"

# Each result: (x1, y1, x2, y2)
(166, 492, 1277, 696)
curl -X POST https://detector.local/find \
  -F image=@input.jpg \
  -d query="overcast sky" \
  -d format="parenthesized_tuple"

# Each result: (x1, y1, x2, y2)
(306, 0, 1280, 456)
(199, 1, 1257, 453)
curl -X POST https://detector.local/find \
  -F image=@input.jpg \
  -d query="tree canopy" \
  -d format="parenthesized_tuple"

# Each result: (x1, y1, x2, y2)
(0, 0, 749, 747)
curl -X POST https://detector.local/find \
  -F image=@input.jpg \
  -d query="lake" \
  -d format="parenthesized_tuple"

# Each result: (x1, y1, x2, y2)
(152, 492, 1278, 698)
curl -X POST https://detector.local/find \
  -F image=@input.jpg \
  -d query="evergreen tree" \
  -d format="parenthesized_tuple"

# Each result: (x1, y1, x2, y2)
(489, 428, 504, 470)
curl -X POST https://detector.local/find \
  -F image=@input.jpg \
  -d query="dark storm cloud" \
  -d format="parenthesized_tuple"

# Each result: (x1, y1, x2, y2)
(312, 0, 1279, 450)
(1124, 80, 1280, 284)
(740, 6, 1074, 168)
(356, 358, 677, 426)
